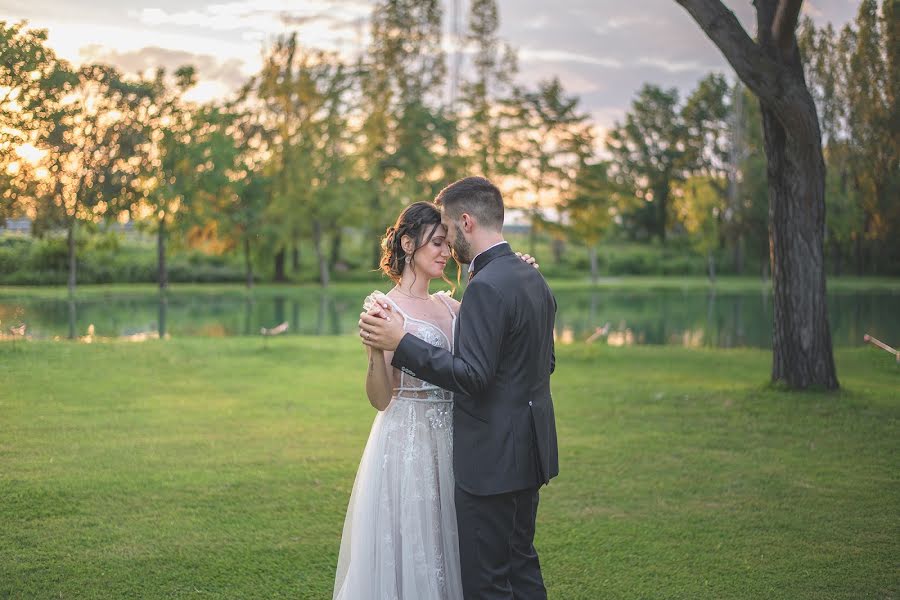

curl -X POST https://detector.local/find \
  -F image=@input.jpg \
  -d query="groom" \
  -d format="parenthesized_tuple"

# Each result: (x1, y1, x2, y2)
(360, 176, 559, 599)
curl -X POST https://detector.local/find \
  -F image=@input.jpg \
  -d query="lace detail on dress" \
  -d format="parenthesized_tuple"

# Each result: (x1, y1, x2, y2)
(365, 290, 455, 405)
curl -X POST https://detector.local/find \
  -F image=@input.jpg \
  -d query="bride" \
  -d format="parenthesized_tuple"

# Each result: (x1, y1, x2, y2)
(333, 201, 535, 600)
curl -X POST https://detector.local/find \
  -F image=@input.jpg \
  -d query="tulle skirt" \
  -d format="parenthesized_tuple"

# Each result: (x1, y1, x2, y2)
(333, 397, 463, 600)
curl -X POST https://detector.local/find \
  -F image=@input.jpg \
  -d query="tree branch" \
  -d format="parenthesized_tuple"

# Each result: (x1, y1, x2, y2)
(674, 0, 804, 121)
(772, 0, 804, 55)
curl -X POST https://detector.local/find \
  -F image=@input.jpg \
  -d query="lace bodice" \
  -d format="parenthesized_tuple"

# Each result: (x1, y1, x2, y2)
(364, 290, 457, 403)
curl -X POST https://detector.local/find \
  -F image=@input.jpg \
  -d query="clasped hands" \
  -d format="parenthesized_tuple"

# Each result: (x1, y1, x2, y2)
(359, 300, 404, 352)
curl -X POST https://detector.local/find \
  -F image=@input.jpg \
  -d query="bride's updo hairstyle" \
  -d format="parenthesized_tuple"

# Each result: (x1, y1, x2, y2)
(380, 201, 455, 289)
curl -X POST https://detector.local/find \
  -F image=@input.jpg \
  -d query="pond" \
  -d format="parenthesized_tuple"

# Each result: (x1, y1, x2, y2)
(1, 287, 897, 348)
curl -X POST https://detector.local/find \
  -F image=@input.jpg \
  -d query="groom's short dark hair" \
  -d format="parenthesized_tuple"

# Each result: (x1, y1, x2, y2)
(435, 176, 504, 232)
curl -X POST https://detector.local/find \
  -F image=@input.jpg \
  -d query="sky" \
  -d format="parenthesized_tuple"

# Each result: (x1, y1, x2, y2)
(1, 0, 861, 135)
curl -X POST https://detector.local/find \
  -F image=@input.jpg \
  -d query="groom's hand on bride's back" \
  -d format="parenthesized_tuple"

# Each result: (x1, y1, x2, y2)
(516, 251, 540, 269)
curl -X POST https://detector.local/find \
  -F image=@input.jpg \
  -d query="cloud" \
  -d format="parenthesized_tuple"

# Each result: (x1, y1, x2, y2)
(79, 45, 249, 91)
(635, 57, 721, 74)
(132, 0, 371, 34)
(802, 2, 825, 18)
(11, 17, 257, 72)
(593, 16, 666, 35)
(3, 0, 861, 134)
(523, 15, 550, 30)
(129, 0, 372, 58)
(519, 48, 623, 69)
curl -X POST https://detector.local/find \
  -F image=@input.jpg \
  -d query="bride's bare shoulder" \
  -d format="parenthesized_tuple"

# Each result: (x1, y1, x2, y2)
(434, 290, 461, 314)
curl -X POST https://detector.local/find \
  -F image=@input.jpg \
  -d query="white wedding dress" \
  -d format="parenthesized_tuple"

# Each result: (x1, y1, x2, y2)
(333, 291, 463, 600)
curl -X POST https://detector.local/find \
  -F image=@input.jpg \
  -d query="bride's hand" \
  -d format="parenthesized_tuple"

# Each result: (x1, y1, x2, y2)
(366, 301, 393, 321)
(516, 251, 540, 269)
(359, 302, 394, 347)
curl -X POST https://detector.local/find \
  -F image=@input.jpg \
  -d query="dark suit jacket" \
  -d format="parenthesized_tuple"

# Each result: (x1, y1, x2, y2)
(392, 242, 559, 496)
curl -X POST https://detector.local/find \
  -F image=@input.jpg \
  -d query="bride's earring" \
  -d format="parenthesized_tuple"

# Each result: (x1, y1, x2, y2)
(405, 256, 411, 264)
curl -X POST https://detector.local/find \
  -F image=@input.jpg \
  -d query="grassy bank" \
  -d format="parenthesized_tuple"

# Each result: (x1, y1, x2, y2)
(1, 338, 897, 598)
(6, 227, 897, 288)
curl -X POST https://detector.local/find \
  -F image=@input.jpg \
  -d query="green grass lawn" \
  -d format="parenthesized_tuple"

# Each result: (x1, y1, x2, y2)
(1, 338, 897, 599)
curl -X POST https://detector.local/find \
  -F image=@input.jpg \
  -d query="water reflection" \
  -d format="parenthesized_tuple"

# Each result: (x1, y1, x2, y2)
(158, 292, 168, 339)
(1, 288, 897, 349)
(67, 295, 76, 340)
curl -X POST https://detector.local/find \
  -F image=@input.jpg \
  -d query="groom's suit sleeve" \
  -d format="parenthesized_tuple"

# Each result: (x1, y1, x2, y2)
(391, 279, 505, 398)
(550, 293, 557, 374)
(550, 337, 556, 375)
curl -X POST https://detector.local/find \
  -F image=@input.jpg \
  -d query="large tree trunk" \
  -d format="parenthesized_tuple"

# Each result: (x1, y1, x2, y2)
(764, 114, 836, 388)
(675, 0, 838, 389)
(157, 216, 168, 291)
(758, 2, 837, 389)
(312, 219, 330, 288)
(66, 219, 76, 296)
(273, 247, 287, 282)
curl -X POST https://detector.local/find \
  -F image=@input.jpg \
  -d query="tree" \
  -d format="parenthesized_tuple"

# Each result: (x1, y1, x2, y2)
(606, 85, 688, 243)
(682, 74, 731, 182)
(192, 94, 270, 289)
(305, 60, 355, 288)
(562, 161, 620, 284)
(256, 34, 357, 287)
(256, 34, 320, 281)
(458, 0, 519, 179)
(674, 176, 723, 281)
(733, 86, 772, 278)
(0, 22, 75, 228)
(799, 4, 898, 276)
(839, 1, 898, 274)
(681, 74, 732, 279)
(130, 66, 204, 290)
(680, 74, 770, 279)
(674, 0, 839, 389)
(359, 0, 447, 268)
(38, 64, 150, 295)
(513, 78, 594, 256)
(798, 18, 863, 276)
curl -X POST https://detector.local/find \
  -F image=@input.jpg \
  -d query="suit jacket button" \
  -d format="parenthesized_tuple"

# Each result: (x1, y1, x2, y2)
(528, 401, 533, 406)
